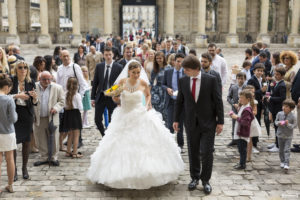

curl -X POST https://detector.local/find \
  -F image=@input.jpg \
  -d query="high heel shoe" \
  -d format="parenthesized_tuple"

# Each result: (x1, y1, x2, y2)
(13, 168, 18, 182)
(5, 185, 14, 193)
(22, 167, 29, 179)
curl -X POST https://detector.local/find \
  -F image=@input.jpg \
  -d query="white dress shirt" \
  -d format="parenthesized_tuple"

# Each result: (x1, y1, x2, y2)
(241, 68, 251, 82)
(38, 83, 51, 117)
(211, 54, 228, 86)
(56, 62, 88, 97)
(104, 61, 114, 82)
(190, 71, 201, 102)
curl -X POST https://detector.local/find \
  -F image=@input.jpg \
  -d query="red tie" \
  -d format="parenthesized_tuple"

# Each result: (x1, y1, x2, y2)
(192, 78, 197, 101)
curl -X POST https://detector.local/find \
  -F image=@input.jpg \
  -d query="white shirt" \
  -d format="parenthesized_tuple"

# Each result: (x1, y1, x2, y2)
(241, 68, 251, 82)
(211, 54, 228, 86)
(65, 93, 83, 111)
(38, 83, 51, 117)
(104, 61, 114, 83)
(56, 62, 88, 97)
(190, 71, 201, 102)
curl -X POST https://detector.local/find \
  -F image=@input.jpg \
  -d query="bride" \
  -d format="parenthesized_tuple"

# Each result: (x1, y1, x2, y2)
(87, 60, 184, 189)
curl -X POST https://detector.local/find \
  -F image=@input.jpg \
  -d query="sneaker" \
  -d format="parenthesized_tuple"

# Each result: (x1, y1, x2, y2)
(83, 124, 92, 129)
(252, 147, 260, 153)
(284, 165, 289, 170)
(268, 146, 279, 152)
(280, 163, 285, 168)
(267, 143, 275, 149)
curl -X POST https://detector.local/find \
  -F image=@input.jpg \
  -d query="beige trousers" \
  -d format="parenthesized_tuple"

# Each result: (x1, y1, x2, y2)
(34, 117, 59, 161)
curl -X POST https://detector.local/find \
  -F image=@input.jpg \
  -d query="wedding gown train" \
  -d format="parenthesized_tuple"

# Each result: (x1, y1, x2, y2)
(87, 90, 184, 189)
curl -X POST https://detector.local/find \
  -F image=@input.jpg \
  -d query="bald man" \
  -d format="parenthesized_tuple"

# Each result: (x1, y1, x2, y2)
(33, 71, 65, 166)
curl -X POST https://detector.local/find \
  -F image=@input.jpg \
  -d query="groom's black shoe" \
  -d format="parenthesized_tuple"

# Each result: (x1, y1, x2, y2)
(188, 179, 199, 191)
(202, 181, 212, 194)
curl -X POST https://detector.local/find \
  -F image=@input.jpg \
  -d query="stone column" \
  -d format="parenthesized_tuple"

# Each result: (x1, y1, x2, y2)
(6, 0, 20, 45)
(104, 0, 112, 36)
(195, 0, 207, 47)
(226, 0, 239, 47)
(257, 0, 270, 44)
(288, 0, 300, 47)
(165, 0, 174, 37)
(38, 0, 52, 47)
(71, 0, 82, 47)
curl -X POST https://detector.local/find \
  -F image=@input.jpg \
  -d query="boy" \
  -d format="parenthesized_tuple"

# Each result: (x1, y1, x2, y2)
(275, 99, 297, 170)
(247, 63, 268, 152)
(241, 61, 251, 82)
(267, 66, 286, 152)
(227, 72, 246, 146)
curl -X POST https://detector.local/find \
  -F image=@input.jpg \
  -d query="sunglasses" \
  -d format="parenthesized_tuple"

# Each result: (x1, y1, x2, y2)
(18, 66, 28, 70)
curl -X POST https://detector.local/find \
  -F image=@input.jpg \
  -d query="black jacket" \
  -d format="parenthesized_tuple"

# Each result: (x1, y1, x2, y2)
(291, 68, 300, 104)
(268, 80, 286, 115)
(247, 75, 266, 104)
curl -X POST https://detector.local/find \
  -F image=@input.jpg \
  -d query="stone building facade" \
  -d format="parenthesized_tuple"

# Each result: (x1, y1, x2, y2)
(0, 0, 299, 47)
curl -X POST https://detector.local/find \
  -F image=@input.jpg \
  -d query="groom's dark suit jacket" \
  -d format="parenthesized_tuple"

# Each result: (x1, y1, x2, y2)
(174, 73, 224, 132)
(91, 62, 123, 103)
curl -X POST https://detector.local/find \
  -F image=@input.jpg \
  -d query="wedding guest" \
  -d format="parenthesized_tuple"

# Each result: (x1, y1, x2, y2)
(280, 51, 299, 99)
(151, 51, 168, 122)
(250, 46, 260, 75)
(0, 74, 17, 193)
(227, 72, 246, 146)
(10, 60, 38, 181)
(86, 46, 103, 83)
(44, 55, 57, 82)
(270, 52, 284, 78)
(259, 51, 272, 78)
(241, 61, 252, 82)
(0, 47, 9, 74)
(230, 90, 254, 170)
(245, 48, 253, 62)
(53, 46, 62, 66)
(275, 99, 297, 170)
(12, 46, 24, 61)
(161, 40, 174, 56)
(189, 49, 197, 57)
(81, 66, 92, 128)
(137, 43, 149, 67)
(118, 45, 133, 68)
(33, 71, 64, 167)
(166, 53, 175, 70)
(31, 56, 46, 82)
(73, 45, 87, 67)
(144, 49, 155, 80)
(216, 47, 224, 58)
(63, 77, 83, 158)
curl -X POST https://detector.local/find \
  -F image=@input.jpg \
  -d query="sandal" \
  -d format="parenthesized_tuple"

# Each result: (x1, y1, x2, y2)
(72, 153, 83, 158)
(65, 152, 72, 157)
(59, 148, 67, 152)
(5, 185, 14, 193)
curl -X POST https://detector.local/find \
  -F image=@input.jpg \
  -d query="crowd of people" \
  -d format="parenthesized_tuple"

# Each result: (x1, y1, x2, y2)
(0, 33, 299, 194)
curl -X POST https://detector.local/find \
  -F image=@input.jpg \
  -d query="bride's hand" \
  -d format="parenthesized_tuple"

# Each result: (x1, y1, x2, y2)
(112, 96, 121, 105)
(147, 103, 152, 111)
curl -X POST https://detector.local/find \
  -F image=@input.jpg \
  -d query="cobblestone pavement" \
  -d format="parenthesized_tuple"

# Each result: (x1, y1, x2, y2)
(1, 45, 300, 199)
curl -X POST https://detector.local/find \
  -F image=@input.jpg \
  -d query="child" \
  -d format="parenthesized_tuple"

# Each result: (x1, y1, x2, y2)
(0, 74, 17, 193)
(230, 90, 254, 169)
(275, 99, 297, 170)
(81, 66, 92, 128)
(267, 66, 286, 152)
(241, 61, 252, 82)
(244, 85, 261, 161)
(227, 72, 246, 146)
(63, 77, 83, 158)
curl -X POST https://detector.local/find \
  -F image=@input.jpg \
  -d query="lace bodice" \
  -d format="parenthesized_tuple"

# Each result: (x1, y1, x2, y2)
(120, 90, 144, 111)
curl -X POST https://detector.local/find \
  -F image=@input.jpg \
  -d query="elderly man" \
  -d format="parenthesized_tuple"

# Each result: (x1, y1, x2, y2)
(33, 71, 65, 166)
(86, 46, 103, 82)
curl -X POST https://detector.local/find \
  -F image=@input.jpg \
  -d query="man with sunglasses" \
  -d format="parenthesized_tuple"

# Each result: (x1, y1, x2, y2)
(33, 71, 65, 166)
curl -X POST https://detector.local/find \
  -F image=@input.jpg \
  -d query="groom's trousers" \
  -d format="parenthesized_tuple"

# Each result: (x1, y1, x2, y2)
(167, 99, 184, 147)
(186, 120, 216, 182)
(95, 96, 116, 136)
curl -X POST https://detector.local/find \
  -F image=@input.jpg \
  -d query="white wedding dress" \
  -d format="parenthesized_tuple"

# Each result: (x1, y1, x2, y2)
(87, 90, 184, 189)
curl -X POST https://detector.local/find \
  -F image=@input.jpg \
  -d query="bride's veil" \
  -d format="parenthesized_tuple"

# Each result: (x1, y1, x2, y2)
(114, 59, 150, 85)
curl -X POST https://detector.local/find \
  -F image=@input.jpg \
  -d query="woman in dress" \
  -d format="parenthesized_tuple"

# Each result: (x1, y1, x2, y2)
(10, 60, 38, 181)
(280, 51, 299, 99)
(87, 61, 184, 189)
(73, 45, 86, 67)
(137, 43, 149, 67)
(144, 49, 155, 80)
(150, 51, 168, 122)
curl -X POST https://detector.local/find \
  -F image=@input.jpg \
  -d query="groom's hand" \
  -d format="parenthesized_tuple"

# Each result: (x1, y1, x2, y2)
(173, 122, 179, 133)
(91, 100, 95, 107)
(216, 124, 223, 135)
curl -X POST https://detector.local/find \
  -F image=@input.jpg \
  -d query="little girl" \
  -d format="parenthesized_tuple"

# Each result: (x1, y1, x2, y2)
(62, 77, 83, 158)
(244, 85, 262, 161)
(0, 74, 18, 193)
(81, 66, 92, 128)
(231, 90, 254, 170)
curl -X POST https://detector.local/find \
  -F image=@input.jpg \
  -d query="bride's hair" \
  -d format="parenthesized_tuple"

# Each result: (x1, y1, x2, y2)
(128, 61, 141, 71)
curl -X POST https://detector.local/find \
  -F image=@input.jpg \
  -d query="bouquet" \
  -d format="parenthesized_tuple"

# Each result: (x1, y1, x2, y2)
(104, 84, 123, 97)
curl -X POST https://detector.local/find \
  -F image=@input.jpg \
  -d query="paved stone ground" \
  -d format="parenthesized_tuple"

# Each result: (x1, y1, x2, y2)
(1, 45, 300, 199)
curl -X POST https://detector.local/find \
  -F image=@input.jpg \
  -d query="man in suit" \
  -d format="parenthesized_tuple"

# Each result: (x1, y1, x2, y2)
(200, 53, 222, 94)
(118, 45, 133, 68)
(267, 66, 286, 152)
(13, 46, 25, 60)
(250, 46, 260, 75)
(106, 40, 121, 61)
(91, 47, 123, 136)
(161, 40, 174, 56)
(94, 38, 103, 53)
(247, 63, 268, 151)
(33, 71, 65, 166)
(171, 41, 183, 54)
(259, 51, 272, 77)
(173, 56, 224, 194)
(291, 68, 300, 152)
(162, 53, 185, 151)
(86, 46, 103, 82)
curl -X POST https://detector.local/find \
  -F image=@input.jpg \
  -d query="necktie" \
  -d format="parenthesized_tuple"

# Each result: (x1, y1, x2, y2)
(176, 70, 180, 87)
(103, 65, 110, 90)
(192, 78, 197, 101)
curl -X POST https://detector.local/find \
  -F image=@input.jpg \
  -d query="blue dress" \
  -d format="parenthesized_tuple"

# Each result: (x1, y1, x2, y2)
(150, 68, 167, 122)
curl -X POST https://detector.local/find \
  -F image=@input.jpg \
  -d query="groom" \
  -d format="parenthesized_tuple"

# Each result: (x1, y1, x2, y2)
(173, 55, 224, 194)
(91, 47, 123, 136)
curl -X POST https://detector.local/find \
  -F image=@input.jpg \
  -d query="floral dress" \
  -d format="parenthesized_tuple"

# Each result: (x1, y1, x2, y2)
(150, 68, 167, 122)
